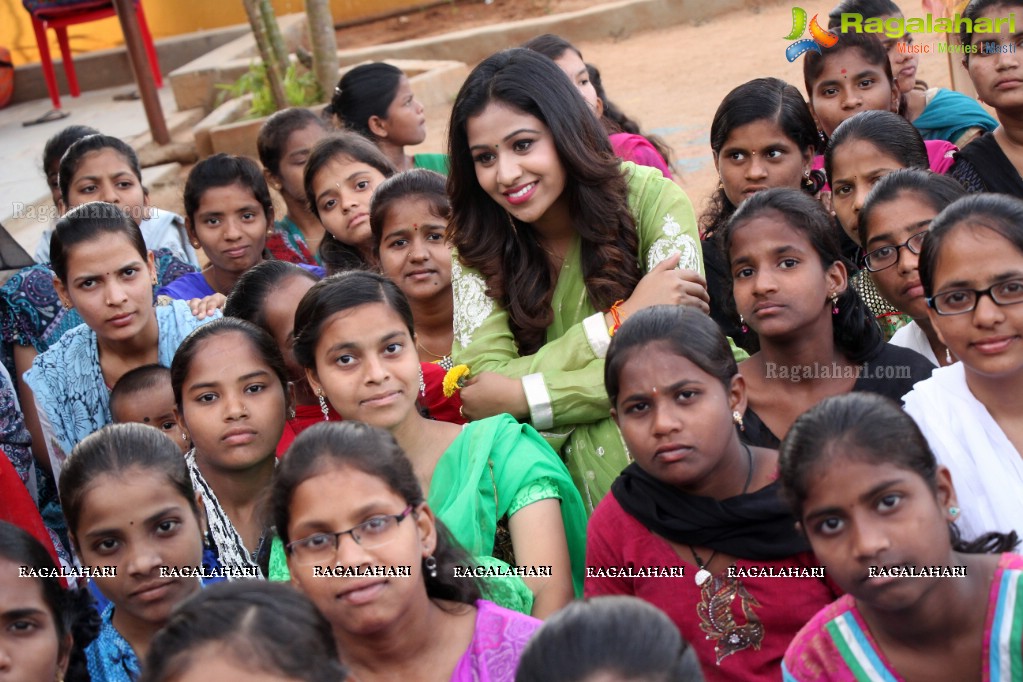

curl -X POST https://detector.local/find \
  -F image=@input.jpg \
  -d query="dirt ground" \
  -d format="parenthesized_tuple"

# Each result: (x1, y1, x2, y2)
(150, 0, 962, 222)
(338, 0, 957, 218)
(335, 0, 617, 48)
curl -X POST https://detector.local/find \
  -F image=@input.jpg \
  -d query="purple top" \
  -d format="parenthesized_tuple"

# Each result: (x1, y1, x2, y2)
(610, 133, 672, 178)
(450, 599, 541, 681)
(157, 263, 325, 300)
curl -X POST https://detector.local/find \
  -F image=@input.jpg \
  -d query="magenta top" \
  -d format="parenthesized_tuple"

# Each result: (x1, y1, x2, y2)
(610, 132, 672, 178)
(450, 599, 541, 681)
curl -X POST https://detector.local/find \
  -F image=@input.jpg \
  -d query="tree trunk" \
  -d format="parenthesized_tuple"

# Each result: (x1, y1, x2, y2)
(260, 0, 289, 77)
(241, 0, 287, 110)
(306, 0, 339, 102)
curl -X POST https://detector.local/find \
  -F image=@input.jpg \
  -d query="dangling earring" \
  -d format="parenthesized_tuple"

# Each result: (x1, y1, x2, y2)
(946, 347, 953, 364)
(424, 555, 438, 578)
(802, 168, 814, 192)
(419, 366, 426, 397)
(317, 389, 330, 421)
(732, 410, 745, 432)
(740, 314, 748, 334)
(830, 292, 840, 315)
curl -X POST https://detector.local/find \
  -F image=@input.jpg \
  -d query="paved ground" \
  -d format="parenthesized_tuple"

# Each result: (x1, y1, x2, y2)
(0, 0, 960, 256)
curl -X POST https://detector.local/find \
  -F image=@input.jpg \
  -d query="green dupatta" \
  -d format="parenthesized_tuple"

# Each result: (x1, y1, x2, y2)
(429, 414, 588, 611)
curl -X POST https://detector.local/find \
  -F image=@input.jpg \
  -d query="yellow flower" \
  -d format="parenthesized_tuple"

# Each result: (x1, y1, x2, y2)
(442, 364, 471, 398)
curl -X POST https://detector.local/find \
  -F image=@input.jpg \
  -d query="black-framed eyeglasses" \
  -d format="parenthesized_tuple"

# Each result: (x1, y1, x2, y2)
(862, 230, 929, 272)
(926, 279, 1023, 315)
(286, 505, 413, 565)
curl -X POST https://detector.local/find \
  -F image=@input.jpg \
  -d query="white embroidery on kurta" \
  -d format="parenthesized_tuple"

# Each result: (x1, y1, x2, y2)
(646, 214, 700, 272)
(452, 259, 494, 348)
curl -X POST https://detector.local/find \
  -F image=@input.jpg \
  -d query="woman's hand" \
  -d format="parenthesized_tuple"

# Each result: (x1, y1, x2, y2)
(614, 252, 710, 320)
(458, 372, 529, 421)
(187, 293, 226, 320)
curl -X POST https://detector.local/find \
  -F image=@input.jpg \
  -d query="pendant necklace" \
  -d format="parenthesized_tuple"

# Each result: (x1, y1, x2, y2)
(690, 443, 754, 586)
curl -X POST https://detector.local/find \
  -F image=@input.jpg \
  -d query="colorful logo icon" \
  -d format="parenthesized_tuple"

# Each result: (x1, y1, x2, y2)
(785, 7, 840, 61)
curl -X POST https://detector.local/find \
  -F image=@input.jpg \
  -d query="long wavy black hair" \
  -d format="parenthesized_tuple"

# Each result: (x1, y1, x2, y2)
(447, 48, 642, 355)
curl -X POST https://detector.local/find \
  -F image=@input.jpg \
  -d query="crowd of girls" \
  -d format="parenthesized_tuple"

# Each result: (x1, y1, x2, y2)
(4, 2, 1023, 679)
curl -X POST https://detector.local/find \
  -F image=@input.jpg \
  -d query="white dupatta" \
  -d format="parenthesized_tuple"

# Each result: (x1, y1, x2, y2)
(903, 363, 1023, 540)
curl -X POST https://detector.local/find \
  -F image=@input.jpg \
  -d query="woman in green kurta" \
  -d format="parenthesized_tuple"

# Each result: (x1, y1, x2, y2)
(447, 49, 713, 512)
(268, 271, 586, 619)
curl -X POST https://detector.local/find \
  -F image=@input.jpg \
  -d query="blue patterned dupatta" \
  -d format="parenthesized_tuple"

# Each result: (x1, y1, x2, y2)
(23, 300, 215, 484)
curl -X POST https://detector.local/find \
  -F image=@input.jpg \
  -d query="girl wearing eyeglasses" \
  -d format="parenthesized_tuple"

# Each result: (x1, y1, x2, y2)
(859, 170, 967, 367)
(903, 193, 1023, 540)
(271, 421, 541, 682)
(823, 110, 946, 341)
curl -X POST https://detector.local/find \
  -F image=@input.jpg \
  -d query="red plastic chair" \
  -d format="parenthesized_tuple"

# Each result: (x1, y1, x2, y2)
(23, 0, 163, 110)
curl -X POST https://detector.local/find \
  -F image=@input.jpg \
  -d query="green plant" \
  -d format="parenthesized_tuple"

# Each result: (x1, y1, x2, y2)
(216, 61, 324, 119)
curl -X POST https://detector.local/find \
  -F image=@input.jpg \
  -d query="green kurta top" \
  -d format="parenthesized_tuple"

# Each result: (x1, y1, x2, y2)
(450, 162, 705, 513)
(413, 153, 450, 174)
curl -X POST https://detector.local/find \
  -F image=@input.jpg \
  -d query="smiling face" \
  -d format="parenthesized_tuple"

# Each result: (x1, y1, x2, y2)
(377, 197, 453, 305)
(305, 303, 420, 432)
(187, 182, 270, 278)
(611, 342, 745, 494)
(861, 191, 938, 320)
(809, 48, 900, 138)
(261, 275, 318, 383)
(112, 379, 190, 454)
(54, 231, 157, 345)
(176, 331, 287, 473)
(286, 464, 436, 638)
(830, 139, 907, 243)
(73, 468, 203, 636)
(927, 225, 1023, 380)
(312, 156, 388, 252)
(799, 452, 957, 612)
(64, 148, 147, 223)
(0, 559, 69, 682)
(729, 213, 846, 340)
(965, 4, 1023, 112)
(715, 118, 813, 208)
(466, 102, 569, 234)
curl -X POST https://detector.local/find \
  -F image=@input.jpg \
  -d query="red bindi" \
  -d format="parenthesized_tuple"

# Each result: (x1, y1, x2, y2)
(840, 68, 847, 74)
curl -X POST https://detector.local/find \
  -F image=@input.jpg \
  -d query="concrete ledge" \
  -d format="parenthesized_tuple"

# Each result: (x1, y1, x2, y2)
(192, 58, 467, 160)
(9, 24, 250, 107)
(333, 0, 749, 65)
(168, 0, 746, 113)
(169, 14, 308, 113)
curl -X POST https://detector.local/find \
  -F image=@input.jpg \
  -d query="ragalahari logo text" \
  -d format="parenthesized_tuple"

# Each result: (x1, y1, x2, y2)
(785, 7, 840, 61)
